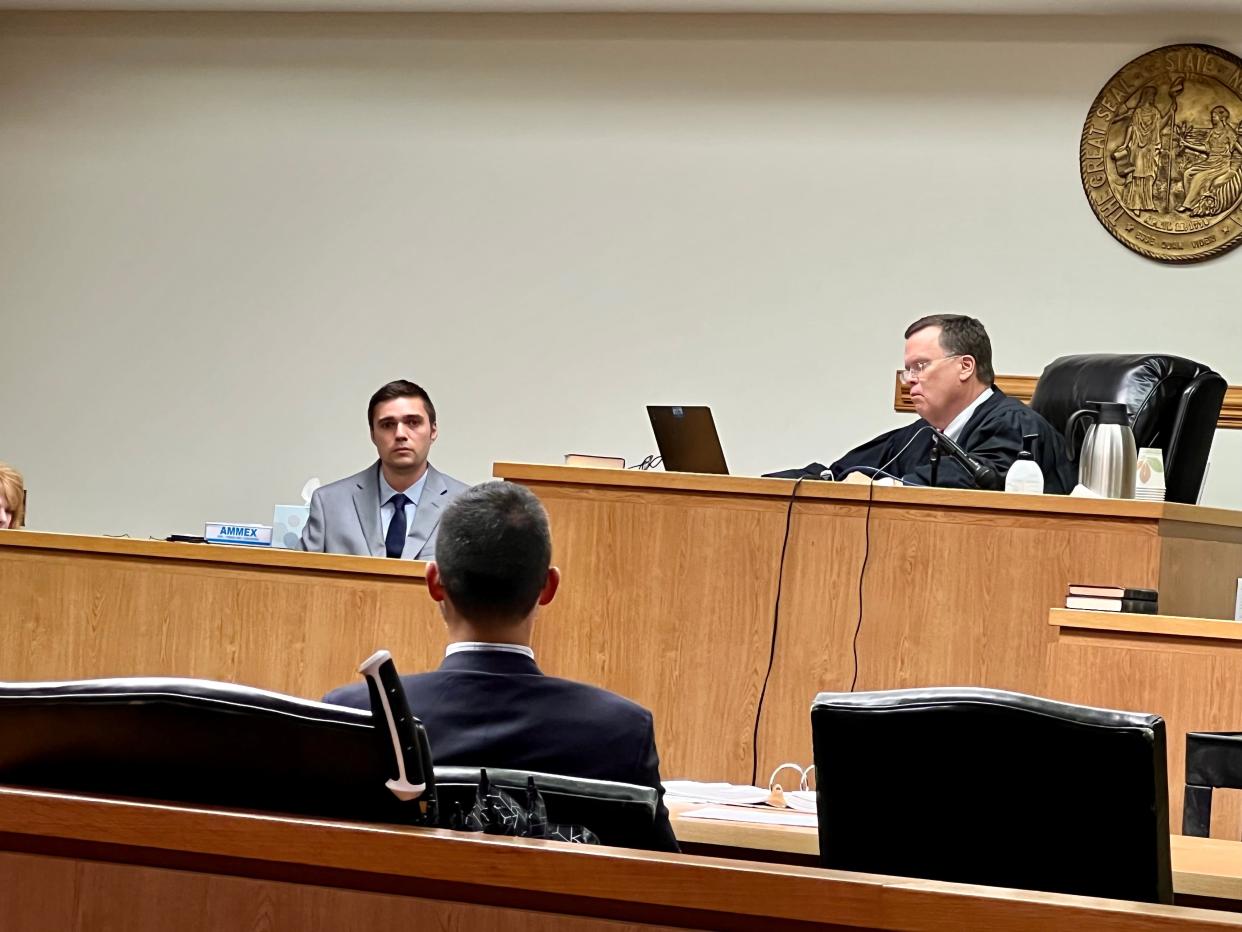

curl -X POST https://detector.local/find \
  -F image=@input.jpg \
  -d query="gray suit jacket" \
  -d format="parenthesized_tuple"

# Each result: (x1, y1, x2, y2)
(299, 462, 468, 561)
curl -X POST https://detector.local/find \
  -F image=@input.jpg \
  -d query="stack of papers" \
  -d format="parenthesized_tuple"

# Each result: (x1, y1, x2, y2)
(679, 805, 818, 828)
(663, 781, 770, 805)
(663, 780, 818, 813)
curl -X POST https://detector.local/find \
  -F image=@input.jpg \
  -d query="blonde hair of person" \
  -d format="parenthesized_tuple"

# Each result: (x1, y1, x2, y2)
(0, 463, 25, 529)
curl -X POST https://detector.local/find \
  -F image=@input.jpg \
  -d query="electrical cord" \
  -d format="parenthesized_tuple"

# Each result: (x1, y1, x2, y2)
(846, 425, 931, 692)
(750, 474, 805, 786)
(751, 425, 933, 780)
(628, 455, 663, 471)
(850, 477, 874, 692)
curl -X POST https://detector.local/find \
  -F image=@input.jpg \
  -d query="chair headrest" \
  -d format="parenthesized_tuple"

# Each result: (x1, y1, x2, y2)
(1029, 354, 1220, 445)
(812, 685, 1162, 732)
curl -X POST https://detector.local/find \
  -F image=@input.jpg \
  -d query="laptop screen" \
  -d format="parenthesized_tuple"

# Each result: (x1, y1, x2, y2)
(646, 406, 729, 475)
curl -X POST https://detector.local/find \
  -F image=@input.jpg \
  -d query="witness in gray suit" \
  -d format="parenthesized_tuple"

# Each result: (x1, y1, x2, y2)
(300, 380, 468, 560)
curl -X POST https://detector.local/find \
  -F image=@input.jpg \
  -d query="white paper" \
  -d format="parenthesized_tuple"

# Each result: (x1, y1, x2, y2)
(785, 790, 817, 813)
(662, 781, 770, 806)
(680, 805, 818, 828)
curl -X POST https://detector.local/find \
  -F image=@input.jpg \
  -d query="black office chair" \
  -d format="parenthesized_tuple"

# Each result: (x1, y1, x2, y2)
(811, 687, 1172, 904)
(1029, 354, 1225, 504)
(434, 766, 662, 850)
(1183, 731, 1242, 837)
(0, 653, 437, 826)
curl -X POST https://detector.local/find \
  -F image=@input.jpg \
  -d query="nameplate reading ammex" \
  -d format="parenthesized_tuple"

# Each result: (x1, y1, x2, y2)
(204, 523, 273, 546)
(1080, 44, 1242, 263)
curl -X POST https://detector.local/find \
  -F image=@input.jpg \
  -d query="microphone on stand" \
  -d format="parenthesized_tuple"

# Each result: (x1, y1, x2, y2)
(927, 427, 1001, 491)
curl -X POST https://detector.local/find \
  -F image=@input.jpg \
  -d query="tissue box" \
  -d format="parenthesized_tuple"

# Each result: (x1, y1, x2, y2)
(204, 522, 272, 546)
(272, 504, 310, 550)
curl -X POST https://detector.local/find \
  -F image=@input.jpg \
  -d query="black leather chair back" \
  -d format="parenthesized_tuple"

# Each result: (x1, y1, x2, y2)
(1029, 354, 1225, 504)
(811, 687, 1172, 904)
(1182, 731, 1242, 836)
(0, 676, 436, 825)
(433, 766, 660, 850)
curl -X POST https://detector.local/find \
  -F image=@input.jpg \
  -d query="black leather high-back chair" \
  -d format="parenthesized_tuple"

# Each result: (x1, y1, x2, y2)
(0, 672, 436, 826)
(1029, 354, 1225, 504)
(434, 766, 661, 850)
(811, 687, 1172, 904)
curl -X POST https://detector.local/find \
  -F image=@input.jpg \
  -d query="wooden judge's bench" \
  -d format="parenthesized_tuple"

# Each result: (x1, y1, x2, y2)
(4, 463, 1242, 833)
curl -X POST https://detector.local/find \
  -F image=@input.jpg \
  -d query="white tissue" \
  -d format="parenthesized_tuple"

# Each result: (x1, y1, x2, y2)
(300, 477, 321, 505)
(1070, 483, 1104, 498)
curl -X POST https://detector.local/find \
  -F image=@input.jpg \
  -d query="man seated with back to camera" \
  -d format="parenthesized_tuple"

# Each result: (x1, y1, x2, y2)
(323, 480, 679, 852)
(775, 315, 1075, 492)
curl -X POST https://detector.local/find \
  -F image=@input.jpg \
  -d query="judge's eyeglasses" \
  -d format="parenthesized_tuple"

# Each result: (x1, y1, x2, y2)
(899, 353, 963, 385)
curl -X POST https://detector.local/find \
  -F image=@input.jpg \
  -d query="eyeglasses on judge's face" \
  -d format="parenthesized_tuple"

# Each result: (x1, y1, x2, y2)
(899, 354, 964, 385)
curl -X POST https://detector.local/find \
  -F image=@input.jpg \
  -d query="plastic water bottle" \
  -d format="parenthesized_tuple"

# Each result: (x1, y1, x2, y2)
(1004, 434, 1045, 495)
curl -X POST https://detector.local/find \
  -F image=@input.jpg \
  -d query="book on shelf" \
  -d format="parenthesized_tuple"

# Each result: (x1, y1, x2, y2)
(1066, 585, 1158, 602)
(1064, 595, 1159, 614)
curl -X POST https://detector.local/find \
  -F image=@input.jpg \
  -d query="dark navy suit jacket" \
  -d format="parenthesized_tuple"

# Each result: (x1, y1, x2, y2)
(323, 649, 678, 851)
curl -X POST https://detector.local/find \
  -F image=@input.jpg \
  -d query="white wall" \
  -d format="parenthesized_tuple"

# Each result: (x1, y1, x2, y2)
(1, 11, 1239, 537)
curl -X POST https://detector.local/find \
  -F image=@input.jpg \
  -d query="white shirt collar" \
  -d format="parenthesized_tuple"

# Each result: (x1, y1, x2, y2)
(943, 387, 994, 443)
(378, 465, 429, 508)
(445, 641, 536, 660)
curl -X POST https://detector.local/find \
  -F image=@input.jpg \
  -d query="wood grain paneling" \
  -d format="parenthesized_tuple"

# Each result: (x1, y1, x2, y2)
(893, 373, 1242, 431)
(497, 464, 1242, 832)
(9, 468, 1242, 839)
(527, 479, 792, 782)
(758, 499, 1161, 782)
(0, 851, 689, 932)
(0, 534, 443, 701)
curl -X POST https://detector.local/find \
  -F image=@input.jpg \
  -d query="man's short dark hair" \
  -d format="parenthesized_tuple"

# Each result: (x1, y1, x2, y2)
(904, 314, 995, 386)
(367, 380, 437, 428)
(434, 481, 552, 625)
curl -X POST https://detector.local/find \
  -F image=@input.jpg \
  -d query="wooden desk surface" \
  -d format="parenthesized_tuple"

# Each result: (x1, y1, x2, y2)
(495, 461, 1242, 529)
(0, 528, 427, 579)
(0, 787, 1239, 932)
(668, 802, 1242, 902)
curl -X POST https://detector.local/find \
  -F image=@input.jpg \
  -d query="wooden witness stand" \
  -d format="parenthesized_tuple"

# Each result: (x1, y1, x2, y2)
(0, 786, 1240, 931)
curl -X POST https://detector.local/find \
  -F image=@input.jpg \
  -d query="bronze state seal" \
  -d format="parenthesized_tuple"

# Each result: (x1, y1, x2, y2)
(1081, 44, 1242, 263)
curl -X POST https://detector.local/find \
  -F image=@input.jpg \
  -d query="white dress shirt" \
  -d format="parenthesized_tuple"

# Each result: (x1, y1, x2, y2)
(445, 641, 536, 661)
(943, 387, 994, 442)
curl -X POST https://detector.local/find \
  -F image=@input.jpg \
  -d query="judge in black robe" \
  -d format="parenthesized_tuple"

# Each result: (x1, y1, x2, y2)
(768, 314, 1076, 493)
(825, 388, 1076, 492)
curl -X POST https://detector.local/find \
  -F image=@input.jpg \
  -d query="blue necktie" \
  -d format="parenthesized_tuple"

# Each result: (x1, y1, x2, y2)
(385, 493, 410, 559)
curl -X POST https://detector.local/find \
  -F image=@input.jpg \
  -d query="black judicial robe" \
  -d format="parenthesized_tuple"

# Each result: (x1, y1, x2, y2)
(775, 390, 1076, 493)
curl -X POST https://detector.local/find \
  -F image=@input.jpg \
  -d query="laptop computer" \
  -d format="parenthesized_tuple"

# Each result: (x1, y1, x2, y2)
(646, 406, 729, 475)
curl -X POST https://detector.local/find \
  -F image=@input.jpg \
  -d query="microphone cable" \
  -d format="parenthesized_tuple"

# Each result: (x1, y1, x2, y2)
(750, 474, 806, 786)
(751, 424, 932, 783)
(849, 425, 932, 692)
(628, 455, 663, 471)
